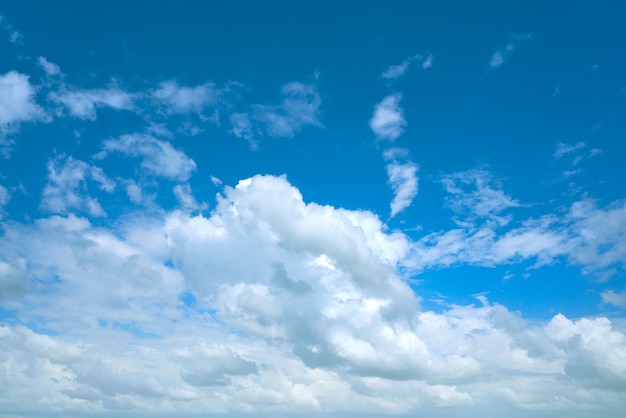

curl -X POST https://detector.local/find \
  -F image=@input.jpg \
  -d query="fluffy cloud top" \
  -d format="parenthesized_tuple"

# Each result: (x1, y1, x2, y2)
(1, 175, 625, 416)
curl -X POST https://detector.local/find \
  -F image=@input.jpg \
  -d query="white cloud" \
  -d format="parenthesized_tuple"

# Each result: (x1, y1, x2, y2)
(98, 134, 196, 181)
(441, 169, 521, 226)
(251, 82, 323, 138)
(488, 34, 534, 70)
(229, 112, 255, 142)
(382, 60, 412, 79)
(49, 85, 135, 120)
(601, 289, 626, 309)
(0, 184, 9, 207)
(152, 80, 219, 114)
(382, 53, 433, 79)
(0, 71, 46, 146)
(38, 56, 61, 76)
(369, 93, 406, 141)
(383, 148, 419, 218)
(1, 175, 626, 415)
(173, 183, 207, 212)
(554, 141, 586, 159)
(40, 156, 115, 217)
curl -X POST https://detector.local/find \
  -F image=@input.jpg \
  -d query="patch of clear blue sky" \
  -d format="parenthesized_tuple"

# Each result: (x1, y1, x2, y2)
(1, 0, 626, 320)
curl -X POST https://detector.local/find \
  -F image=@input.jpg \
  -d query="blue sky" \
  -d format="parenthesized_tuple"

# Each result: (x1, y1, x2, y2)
(1, 1, 626, 416)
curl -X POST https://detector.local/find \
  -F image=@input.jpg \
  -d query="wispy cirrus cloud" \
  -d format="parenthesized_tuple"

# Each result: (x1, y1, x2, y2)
(229, 82, 323, 145)
(382, 52, 433, 79)
(369, 93, 406, 141)
(441, 168, 521, 226)
(37, 56, 61, 77)
(488, 33, 535, 70)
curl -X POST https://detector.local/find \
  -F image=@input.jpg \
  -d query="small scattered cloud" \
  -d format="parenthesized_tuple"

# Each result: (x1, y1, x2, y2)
(382, 52, 433, 79)
(210, 175, 223, 186)
(152, 80, 220, 115)
(49, 84, 135, 120)
(489, 44, 514, 69)
(0, 184, 10, 217)
(40, 156, 115, 217)
(97, 134, 196, 181)
(0, 71, 48, 155)
(369, 93, 406, 141)
(384, 148, 419, 218)
(229, 112, 256, 144)
(251, 82, 323, 138)
(601, 289, 626, 309)
(228, 82, 323, 145)
(441, 169, 521, 226)
(488, 33, 534, 71)
(173, 183, 207, 212)
(37, 57, 61, 77)
(554, 141, 586, 159)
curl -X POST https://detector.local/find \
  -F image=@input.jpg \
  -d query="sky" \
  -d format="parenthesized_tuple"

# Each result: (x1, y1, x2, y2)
(1, 0, 626, 416)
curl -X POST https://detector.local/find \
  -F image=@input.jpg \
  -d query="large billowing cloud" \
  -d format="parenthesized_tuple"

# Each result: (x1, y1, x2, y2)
(1, 174, 625, 417)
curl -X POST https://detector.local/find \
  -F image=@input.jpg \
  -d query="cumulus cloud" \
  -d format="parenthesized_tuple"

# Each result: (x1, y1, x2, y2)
(97, 134, 196, 181)
(1, 175, 626, 415)
(0, 71, 47, 152)
(152, 80, 220, 114)
(49, 84, 135, 120)
(384, 148, 419, 218)
(40, 156, 115, 217)
(369, 93, 406, 141)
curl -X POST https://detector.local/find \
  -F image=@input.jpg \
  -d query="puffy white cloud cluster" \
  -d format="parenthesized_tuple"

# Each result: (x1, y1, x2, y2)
(1, 175, 625, 417)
